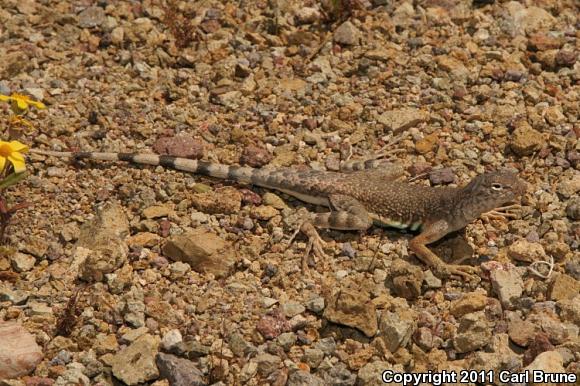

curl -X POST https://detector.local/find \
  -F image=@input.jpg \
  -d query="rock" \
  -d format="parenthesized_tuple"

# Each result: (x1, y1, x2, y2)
(302, 348, 324, 368)
(145, 297, 184, 327)
(388, 259, 424, 300)
(528, 33, 564, 51)
(10, 252, 35, 272)
(127, 232, 161, 248)
(78, 6, 106, 28)
(557, 295, 580, 324)
(0, 322, 43, 379)
(557, 175, 580, 198)
(508, 240, 546, 262)
(450, 292, 488, 317)
(294, 7, 320, 25)
(152, 136, 204, 159)
(142, 204, 175, 219)
(156, 352, 205, 386)
(490, 266, 524, 309)
(122, 286, 146, 328)
(112, 334, 160, 385)
(504, 1, 556, 34)
(510, 121, 543, 156)
(287, 370, 325, 386)
(429, 168, 456, 185)
(566, 197, 580, 220)
(543, 106, 566, 126)
(305, 296, 325, 313)
(262, 193, 287, 210)
(333, 21, 361, 46)
(323, 288, 378, 337)
(379, 304, 417, 352)
(0, 287, 29, 304)
(453, 311, 492, 353)
(162, 228, 235, 278)
(228, 333, 255, 358)
(161, 329, 183, 351)
(549, 274, 580, 301)
(276, 332, 296, 351)
(281, 302, 305, 318)
(54, 362, 90, 386)
(523, 351, 565, 385)
(250, 205, 278, 221)
(256, 310, 289, 340)
(377, 108, 429, 133)
(170, 340, 210, 359)
(212, 90, 242, 109)
(77, 202, 129, 248)
(414, 133, 438, 154)
(240, 144, 273, 167)
(120, 327, 148, 344)
(358, 361, 402, 386)
(190, 186, 242, 214)
(79, 239, 128, 282)
(469, 333, 522, 375)
(254, 353, 281, 376)
(436, 56, 470, 82)
(508, 319, 537, 347)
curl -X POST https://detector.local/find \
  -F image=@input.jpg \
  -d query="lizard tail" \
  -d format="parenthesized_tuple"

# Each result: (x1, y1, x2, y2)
(29, 149, 259, 183)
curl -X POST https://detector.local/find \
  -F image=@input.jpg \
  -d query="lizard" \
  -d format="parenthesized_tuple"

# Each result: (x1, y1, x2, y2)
(30, 148, 526, 280)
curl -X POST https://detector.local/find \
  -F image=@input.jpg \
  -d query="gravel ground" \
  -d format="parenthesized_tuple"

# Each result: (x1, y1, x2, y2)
(0, 0, 578, 385)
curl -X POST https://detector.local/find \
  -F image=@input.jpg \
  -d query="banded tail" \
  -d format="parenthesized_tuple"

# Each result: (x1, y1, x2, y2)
(29, 149, 326, 193)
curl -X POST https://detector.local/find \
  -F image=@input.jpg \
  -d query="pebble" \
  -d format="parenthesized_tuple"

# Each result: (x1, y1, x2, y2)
(548, 274, 580, 301)
(377, 108, 430, 133)
(323, 288, 378, 337)
(305, 296, 325, 314)
(255, 353, 281, 376)
(333, 21, 361, 46)
(510, 121, 544, 156)
(155, 352, 205, 386)
(287, 370, 325, 386)
(111, 334, 159, 385)
(162, 228, 235, 278)
(152, 135, 204, 159)
(240, 145, 273, 167)
(490, 266, 524, 309)
(0, 323, 43, 379)
(10, 252, 36, 272)
(78, 6, 106, 28)
(161, 329, 183, 351)
(507, 240, 546, 262)
(379, 304, 417, 352)
(453, 311, 492, 353)
(281, 301, 305, 318)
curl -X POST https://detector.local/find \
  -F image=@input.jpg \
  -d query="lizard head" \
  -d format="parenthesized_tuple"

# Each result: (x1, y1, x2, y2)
(461, 170, 527, 214)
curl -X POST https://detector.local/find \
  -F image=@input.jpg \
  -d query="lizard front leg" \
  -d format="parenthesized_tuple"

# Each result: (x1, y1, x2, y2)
(299, 195, 373, 272)
(409, 220, 479, 280)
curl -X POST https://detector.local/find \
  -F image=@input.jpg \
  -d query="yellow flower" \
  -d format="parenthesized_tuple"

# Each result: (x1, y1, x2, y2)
(0, 140, 29, 173)
(0, 93, 46, 114)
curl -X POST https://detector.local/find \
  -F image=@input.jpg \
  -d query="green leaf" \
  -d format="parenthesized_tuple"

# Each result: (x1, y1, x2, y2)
(0, 171, 28, 189)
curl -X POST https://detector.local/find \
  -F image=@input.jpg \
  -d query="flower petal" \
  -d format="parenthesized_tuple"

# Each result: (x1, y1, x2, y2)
(8, 141, 29, 153)
(0, 95, 10, 102)
(15, 98, 28, 110)
(0, 156, 6, 172)
(8, 152, 26, 173)
(28, 100, 46, 109)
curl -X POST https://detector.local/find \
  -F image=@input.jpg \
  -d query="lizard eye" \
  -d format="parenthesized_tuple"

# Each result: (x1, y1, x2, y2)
(491, 183, 503, 191)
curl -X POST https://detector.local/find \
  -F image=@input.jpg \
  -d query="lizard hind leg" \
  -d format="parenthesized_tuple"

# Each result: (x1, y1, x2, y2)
(289, 195, 373, 273)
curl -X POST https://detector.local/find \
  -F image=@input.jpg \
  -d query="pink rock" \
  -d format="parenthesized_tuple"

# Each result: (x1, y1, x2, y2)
(0, 322, 43, 379)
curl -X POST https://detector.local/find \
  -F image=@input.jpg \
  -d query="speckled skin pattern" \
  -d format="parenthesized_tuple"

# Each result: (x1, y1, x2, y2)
(31, 149, 527, 279)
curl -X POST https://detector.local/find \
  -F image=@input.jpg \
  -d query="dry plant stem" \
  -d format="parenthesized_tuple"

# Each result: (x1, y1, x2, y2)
(0, 197, 28, 244)
(55, 283, 88, 337)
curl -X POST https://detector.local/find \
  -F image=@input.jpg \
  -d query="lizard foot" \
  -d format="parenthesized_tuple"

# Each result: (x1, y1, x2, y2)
(482, 204, 521, 221)
(436, 263, 480, 281)
(300, 221, 328, 273)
